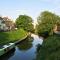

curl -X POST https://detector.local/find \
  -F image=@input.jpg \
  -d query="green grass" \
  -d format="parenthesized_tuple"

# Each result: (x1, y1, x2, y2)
(0, 29, 27, 45)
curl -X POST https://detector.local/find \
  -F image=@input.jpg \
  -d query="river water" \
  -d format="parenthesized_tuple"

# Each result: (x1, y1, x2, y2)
(0, 34, 43, 60)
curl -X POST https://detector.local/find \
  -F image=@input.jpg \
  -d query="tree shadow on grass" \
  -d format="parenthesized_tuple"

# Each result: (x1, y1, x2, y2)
(0, 32, 9, 46)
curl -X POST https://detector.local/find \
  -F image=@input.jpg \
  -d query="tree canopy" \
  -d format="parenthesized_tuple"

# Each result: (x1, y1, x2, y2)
(16, 15, 34, 32)
(37, 11, 60, 35)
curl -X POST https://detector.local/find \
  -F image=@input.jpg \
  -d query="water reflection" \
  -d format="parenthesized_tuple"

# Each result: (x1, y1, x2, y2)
(0, 34, 43, 60)
(0, 48, 15, 60)
(31, 34, 43, 46)
(36, 44, 42, 52)
(17, 36, 33, 51)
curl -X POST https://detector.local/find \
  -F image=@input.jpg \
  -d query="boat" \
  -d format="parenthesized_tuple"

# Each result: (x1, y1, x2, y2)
(0, 43, 15, 56)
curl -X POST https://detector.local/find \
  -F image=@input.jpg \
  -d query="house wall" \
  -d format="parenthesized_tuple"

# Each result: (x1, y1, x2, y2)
(53, 24, 60, 34)
(0, 19, 8, 31)
(0, 17, 15, 31)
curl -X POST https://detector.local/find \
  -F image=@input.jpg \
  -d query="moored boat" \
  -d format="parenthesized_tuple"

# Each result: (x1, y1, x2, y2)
(0, 43, 15, 56)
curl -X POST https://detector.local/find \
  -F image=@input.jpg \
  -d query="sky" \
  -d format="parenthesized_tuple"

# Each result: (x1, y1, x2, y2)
(0, 0, 60, 23)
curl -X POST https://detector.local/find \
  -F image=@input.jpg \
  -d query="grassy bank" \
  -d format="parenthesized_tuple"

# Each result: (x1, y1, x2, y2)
(0, 29, 27, 45)
(36, 34, 60, 60)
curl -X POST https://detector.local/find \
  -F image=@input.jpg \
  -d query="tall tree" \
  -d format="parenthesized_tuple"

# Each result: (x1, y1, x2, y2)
(37, 11, 60, 35)
(16, 15, 34, 32)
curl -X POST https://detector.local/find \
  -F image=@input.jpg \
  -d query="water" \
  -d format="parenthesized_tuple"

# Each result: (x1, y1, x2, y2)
(0, 34, 43, 60)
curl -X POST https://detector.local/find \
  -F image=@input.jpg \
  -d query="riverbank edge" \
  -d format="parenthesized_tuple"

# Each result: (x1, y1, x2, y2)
(0, 33, 29, 57)
(15, 33, 29, 45)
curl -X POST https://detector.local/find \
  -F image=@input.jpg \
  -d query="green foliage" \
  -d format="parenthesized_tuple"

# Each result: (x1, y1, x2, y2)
(16, 15, 34, 32)
(36, 11, 60, 60)
(36, 35, 60, 60)
(0, 29, 27, 45)
(37, 11, 60, 35)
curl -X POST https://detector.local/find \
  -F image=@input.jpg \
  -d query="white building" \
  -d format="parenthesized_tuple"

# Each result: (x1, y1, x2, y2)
(0, 17, 8, 31)
(0, 16, 15, 31)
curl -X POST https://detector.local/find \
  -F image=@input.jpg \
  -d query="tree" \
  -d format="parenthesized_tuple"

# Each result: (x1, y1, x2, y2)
(16, 15, 34, 32)
(35, 35, 60, 60)
(37, 11, 60, 36)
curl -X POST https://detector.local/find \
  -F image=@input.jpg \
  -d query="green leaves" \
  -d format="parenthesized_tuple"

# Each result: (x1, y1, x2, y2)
(35, 35, 60, 60)
(37, 11, 60, 35)
(16, 15, 34, 32)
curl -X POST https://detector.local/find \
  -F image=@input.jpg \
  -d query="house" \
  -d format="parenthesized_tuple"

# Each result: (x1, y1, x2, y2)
(3, 17, 15, 31)
(53, 24, 60, 34)
(0, 17, 7, 31)
(0, 16, 15, 31)
(57, 24, 60, 31)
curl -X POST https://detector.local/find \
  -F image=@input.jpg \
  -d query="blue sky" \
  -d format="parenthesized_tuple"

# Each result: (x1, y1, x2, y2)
(0, 0, 60, 23)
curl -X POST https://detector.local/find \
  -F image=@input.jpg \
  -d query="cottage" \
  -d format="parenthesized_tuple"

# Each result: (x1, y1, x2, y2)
(53, 24, 60, 34)
(0, 17, 7, 31)
(3, 17, 15, 31)
(0, 16, 15, 31)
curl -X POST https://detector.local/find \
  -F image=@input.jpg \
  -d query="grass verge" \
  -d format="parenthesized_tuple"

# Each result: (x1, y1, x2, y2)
(0, 29, 27, 45)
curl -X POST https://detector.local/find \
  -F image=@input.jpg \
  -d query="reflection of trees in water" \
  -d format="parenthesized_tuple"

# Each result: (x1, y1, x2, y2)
(36, 44, 41, 53)
(0, 48, 15, 60)
(17, 36, 33, 51)
(34, 44, 42, 60)
(35, 46, 46, 60)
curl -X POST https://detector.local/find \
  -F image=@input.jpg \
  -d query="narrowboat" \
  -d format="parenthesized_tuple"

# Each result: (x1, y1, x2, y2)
(0, 43, 15, 56)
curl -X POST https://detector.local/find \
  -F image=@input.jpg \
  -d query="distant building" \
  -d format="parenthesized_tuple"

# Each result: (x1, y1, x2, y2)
(3, 17, 15, 31)
(53, 24, 60, 34)
(0, 16, 15, 31)
(0, 17, 7, 31)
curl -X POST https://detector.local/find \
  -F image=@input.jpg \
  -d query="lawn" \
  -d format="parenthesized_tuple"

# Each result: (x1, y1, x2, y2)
(0, 29, 27, 45)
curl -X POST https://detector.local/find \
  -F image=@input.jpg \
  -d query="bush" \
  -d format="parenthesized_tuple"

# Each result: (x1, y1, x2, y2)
(37, 11, 60, 36)
(36, 35, 60, 60)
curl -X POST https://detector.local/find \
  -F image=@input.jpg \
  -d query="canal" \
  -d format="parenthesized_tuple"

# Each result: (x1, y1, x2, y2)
(0, 34, 43, 60)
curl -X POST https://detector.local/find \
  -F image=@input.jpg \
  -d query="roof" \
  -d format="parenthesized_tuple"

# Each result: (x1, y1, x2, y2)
(0, 17, 3, 20)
